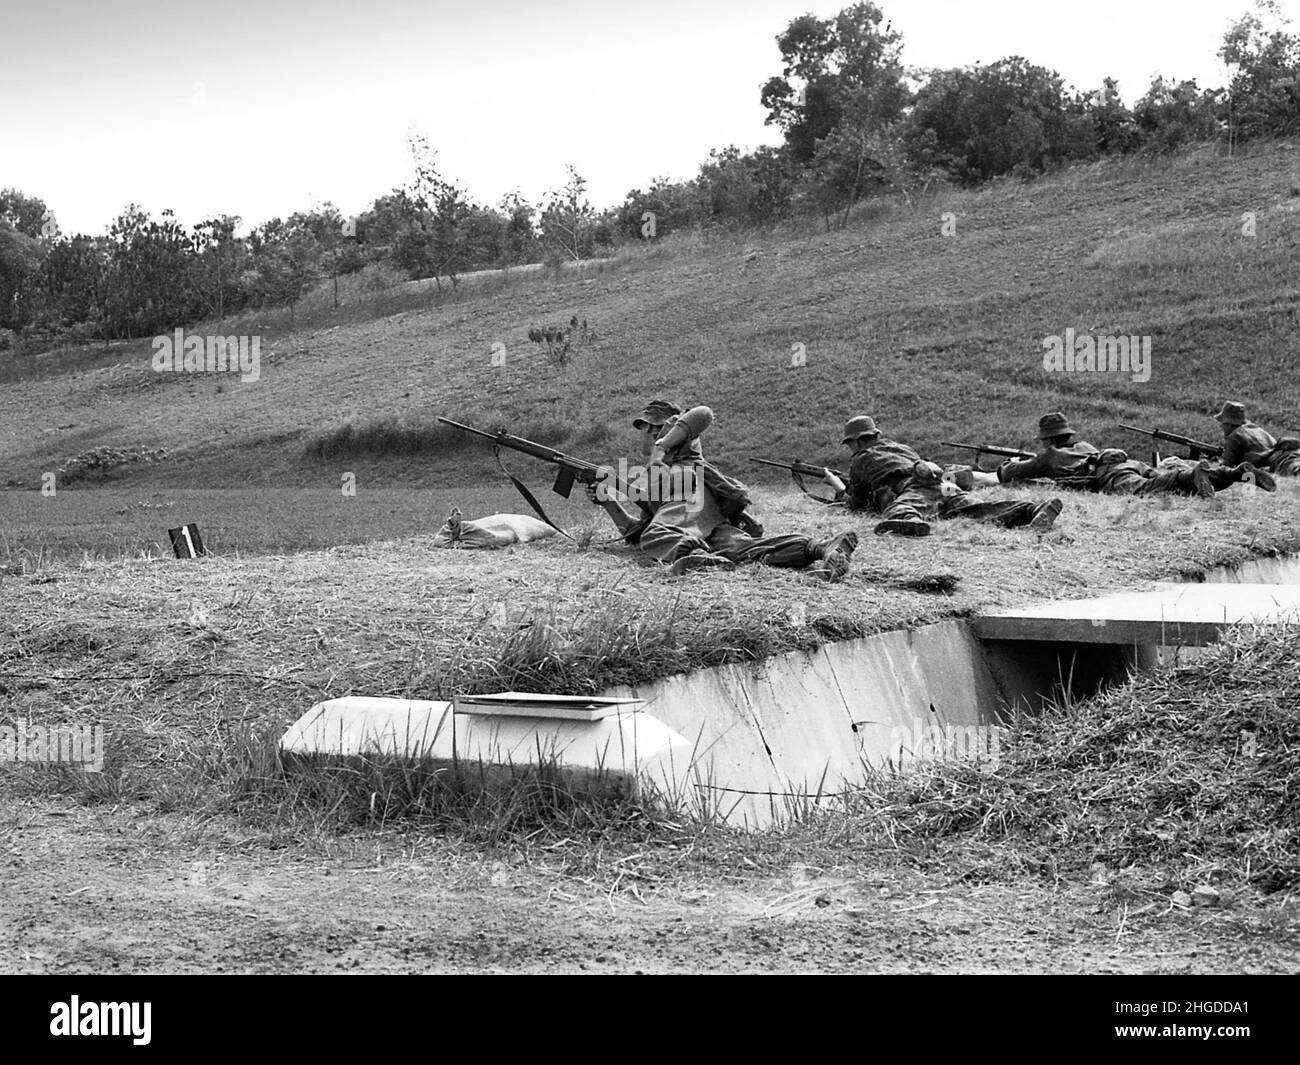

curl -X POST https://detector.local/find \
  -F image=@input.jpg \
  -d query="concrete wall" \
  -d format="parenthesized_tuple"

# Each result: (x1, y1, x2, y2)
(1197, 556, 1300, 585)
(599, 620, 1004, 828)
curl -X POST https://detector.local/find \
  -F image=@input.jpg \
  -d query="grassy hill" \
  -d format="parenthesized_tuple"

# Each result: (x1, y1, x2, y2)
(3, 139, 1300, 491)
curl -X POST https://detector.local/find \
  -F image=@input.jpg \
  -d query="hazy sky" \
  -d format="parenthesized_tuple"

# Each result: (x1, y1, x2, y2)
(2, 0, 1289, 236)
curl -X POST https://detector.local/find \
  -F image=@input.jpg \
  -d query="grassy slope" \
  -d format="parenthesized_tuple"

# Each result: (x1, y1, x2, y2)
(3, 140, 1300, 490)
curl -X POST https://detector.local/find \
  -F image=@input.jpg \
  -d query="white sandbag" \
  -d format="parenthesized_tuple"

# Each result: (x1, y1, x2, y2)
(432, 512, 559, 549)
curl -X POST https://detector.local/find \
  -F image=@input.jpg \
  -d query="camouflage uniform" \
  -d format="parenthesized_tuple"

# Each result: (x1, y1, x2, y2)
(1089, 452, 1212, 496)
(622, 403, 855, 576)
(841, 418, 1056, 535)
(996, 441, 1101, 484)
(1219, 420, 1300, 477)
(849, 446, 1043, 527)
(846, 439, 923, 513)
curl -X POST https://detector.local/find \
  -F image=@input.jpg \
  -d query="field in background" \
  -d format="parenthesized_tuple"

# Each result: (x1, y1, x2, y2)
(0, 486, 595, 565)
(4, 141, 1300, 492)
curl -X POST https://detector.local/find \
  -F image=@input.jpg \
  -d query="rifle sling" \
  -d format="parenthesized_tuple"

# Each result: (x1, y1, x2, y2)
(493, 446, 574, 539)
(491, 446, 650, 545)
(791, 470, 840, 505)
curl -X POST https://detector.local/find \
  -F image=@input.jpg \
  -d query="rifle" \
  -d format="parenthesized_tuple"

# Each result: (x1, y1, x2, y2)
(437, 417, 656, 540)
(753, 459, 846, 480)
(942, 441, 1035, 462)
(1119, 424, 1222, 460)
(753, 459, 846, 504)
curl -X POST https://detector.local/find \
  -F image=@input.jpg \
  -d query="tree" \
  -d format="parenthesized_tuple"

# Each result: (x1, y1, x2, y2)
(295, 205, 366, 310)
(103, 205, 197, 337)
(498, 190, 540, 265)
(1220, 1, 1300, 144)
(799, 119, 915, 228)
(906, 58, 1084, 183)
(1076, 78, 1142, 156)
(615, 175, 703, 240)
(0, 189, 53, 332)
(190, 215, 242, 324)
(759, 2, 908, 164)
(354, 192, 408, 265)
(392, 135, 474, 291)
(540, 165, 597, 263)
(0, 189, 51, 239)
(0, 221, 43, 332)
(1132, 77, 1223, 153)
(243, 217, 319, 326)
(43, 234, 112, 344)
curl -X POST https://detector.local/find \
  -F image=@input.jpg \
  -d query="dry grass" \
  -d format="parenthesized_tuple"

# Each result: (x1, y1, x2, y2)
(840, 623, 1300, 894)
(4, 482, 1298, 704)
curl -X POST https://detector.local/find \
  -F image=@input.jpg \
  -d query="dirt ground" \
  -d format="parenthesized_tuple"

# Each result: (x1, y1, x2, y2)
(3, 799, 1295, 975)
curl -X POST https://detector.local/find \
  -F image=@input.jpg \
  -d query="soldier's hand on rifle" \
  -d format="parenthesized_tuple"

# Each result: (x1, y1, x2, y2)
(822, 468, 846, 493)
(585, 466, 617, 505)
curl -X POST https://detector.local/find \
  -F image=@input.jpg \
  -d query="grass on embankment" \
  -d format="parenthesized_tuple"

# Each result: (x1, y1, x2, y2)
(3, 481, 1300, 837)
(843, 623, 1300, 895)
(6, 578, 1300, 901)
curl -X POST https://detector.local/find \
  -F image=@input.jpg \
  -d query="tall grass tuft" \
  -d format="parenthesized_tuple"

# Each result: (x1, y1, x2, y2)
(169, 721, 683, 845)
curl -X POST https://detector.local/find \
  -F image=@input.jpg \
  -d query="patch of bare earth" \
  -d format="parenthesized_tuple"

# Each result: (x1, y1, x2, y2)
(2, 802, 1296, 974)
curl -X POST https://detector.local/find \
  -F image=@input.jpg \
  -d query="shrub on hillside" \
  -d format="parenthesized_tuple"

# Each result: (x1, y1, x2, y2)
(527, 316, 594, 367)
(304, 414, 593, 461)
(57, 445, 168, 486)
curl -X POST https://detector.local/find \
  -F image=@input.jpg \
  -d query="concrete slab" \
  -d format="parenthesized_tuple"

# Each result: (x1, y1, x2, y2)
(451, 711, 690, 794)
(974, 582, 1300, 645)
(280, 696, 690, 793)
(281, 697, 455, 758)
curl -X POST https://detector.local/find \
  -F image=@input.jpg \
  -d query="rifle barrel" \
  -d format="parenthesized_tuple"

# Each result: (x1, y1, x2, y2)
(437, 416, 500, 440)
(943, 441, 1031, 458)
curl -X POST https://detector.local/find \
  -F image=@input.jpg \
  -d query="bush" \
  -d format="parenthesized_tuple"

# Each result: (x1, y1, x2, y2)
(57, 445, 168, 486)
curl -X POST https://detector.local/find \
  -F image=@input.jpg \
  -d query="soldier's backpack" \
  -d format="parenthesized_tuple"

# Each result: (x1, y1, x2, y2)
(697, 460, 764, 536)
(696, 460, 749, 517)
